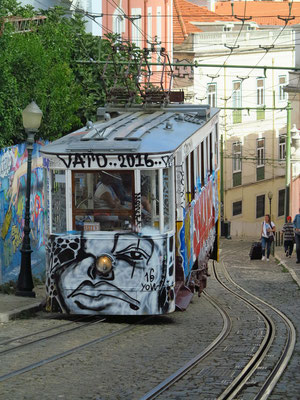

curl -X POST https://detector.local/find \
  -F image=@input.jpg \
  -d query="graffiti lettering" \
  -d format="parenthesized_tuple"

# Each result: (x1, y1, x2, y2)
(11, 225, 22, 253)
(161, 154, 174, 168)
(0, 151, 12, 178)
(56, 153, 174, 170)
(163, 170, 170, 218)
(176, 163, 185, 208)
(144, 268, 155, 283)
(57, 154, 108, 169)
(134, 193, 142, 228)
(117, 154, 155, 168)
(141, 282, 160, 291)
(183, 142, 192, 156)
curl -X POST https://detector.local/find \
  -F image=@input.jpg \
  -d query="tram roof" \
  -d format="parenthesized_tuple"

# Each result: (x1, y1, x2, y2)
(41, 104, 219, 156)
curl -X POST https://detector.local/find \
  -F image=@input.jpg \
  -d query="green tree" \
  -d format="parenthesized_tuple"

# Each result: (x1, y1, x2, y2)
(0, 2, 142, 147)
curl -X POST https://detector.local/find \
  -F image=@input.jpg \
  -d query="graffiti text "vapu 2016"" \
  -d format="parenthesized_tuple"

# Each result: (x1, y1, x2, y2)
(56, 153, 174, 169)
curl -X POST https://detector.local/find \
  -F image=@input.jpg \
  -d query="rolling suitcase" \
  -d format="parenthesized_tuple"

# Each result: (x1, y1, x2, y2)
(249, 241, 262, 260)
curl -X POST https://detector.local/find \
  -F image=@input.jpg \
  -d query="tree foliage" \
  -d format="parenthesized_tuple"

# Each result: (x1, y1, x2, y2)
(0, 1, 143, 147)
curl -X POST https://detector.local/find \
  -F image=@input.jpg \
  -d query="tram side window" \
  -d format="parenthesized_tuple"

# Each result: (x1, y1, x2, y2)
(141, 170, 159, 231)
(185, 153, 196, 203)
(73, 170, 133, 231)
(190, 151, 195, 199)
(51, 170, 67, 233)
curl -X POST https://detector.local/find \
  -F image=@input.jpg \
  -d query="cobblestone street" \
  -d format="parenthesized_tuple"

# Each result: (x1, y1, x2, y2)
(0, 238, 299, 400)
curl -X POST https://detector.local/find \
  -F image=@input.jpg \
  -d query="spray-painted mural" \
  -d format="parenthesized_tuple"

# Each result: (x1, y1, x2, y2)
(0, 142, 47, 284)
(46, 232, 175, 315)
(179, 172, 218, 277)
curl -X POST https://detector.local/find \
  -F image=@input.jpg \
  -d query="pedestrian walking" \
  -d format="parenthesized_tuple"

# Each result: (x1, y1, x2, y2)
(293, 208, 300, 264)
(282, 216, 295, 258)
(261, 214, 276, 261)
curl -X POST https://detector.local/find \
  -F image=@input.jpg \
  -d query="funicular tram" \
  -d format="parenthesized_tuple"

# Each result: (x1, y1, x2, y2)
(42, 102, 220, 315)
(41, 49, 220, 315)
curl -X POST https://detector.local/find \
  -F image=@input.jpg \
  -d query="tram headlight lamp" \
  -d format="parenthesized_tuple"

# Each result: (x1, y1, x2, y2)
(96, 255, 114, 274)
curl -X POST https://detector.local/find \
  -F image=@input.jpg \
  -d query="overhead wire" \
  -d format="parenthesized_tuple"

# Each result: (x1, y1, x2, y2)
(243, 0, 295, 79)
(30, 2, 300, 105)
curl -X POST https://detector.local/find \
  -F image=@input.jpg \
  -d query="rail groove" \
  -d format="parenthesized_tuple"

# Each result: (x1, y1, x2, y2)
(216, 259, 296, 400)
(0, 317, 105, 356)
(0, 317, 152, 383)
(139, 291, 232, 400)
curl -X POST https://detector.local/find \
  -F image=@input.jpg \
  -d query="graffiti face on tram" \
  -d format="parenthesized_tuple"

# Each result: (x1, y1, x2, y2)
(47, 233, 174, 314)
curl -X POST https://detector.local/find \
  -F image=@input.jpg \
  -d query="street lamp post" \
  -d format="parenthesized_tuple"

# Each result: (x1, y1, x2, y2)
(268, 191, 273, 217)
(15, 101, 43, 298)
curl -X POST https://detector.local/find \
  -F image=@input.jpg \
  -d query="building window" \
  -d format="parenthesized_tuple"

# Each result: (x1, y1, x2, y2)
(278, 189, 285, 217)
(233, 200, 242, 216)
(279, 135, 286, 160)
(232, 142, 242, 186)
(279, 75, 287, 101)
(113, 7, 124, 37)
(256, 194, 265, 218)
(257, 78, 265, 120)
(207, 83, 217, 107)
(131, 8, 142, 48)
(257, 138, 265, 181)
(156, 6, 162, 60)
(257, 78, 264, 106)
(232, 81, 242, 123)
(113, 15, 123, 36)
(147, 7, 152, 48)
(257, 138, 265, 166)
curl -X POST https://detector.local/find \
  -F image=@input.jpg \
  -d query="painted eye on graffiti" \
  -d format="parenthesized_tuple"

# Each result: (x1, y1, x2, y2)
(115, 245, 151, 266)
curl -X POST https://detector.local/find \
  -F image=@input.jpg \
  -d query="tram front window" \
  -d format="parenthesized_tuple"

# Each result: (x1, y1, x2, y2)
(73, 171, 133, 231)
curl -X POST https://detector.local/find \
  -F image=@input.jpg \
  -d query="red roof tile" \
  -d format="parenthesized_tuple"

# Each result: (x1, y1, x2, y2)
(215, 1, 300, 26)
(173, 0, 235, 44)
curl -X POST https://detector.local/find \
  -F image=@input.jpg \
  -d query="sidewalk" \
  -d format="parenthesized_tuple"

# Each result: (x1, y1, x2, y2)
(0, 285, 45, 323)
(274, 244, 300, 288)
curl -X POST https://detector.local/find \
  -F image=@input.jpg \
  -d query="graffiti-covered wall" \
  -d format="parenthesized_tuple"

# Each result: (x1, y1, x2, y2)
(0, 142, 47, 284)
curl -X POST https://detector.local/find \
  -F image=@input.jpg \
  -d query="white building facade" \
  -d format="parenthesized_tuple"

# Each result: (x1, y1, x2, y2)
(174, 27, 295, 236)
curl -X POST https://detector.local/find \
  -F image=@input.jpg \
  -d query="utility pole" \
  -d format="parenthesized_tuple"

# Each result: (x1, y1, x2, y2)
(220, 133, 224, 209)
(285, 102, 291, 221)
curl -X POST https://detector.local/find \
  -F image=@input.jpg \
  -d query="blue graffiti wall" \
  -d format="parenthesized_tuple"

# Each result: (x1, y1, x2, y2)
(0, 142, 47, 284)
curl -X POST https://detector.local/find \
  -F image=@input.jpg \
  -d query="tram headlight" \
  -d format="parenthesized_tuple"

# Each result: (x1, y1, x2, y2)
(96, 255, 114, 275)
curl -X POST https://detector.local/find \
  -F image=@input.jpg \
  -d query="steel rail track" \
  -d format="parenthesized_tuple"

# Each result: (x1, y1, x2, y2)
(0, 317, 106, 356)
(0, 316, 91, 346)
(214, 261, 275, 399)
(139, 291, 232, 400)
(217, 259, 296, 400)
(0, 317, 151, 383)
